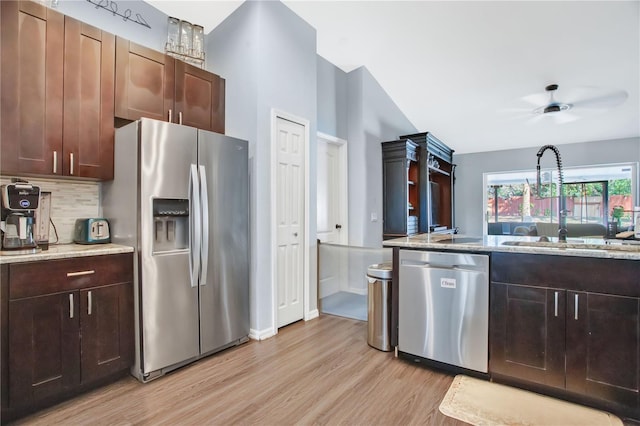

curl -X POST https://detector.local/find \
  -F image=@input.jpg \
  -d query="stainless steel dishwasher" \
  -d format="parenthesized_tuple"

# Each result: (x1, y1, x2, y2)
(398, 249, 489, 373)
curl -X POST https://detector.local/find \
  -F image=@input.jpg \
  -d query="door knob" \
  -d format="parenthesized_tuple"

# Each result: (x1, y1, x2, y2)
(335, 224, 342, 229)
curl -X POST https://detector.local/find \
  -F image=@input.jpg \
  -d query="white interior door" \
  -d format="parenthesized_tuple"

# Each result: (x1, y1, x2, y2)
(317, 133, 348, 244)
(276, 117, 305, 328)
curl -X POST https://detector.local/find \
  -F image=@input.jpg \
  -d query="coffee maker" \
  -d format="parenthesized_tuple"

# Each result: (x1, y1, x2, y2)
(1, 181, 40, 252)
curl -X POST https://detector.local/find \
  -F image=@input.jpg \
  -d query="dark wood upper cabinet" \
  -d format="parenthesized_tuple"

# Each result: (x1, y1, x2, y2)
(0, 2, 115, 180)
(115, 37, 225, 133)
(175, 59, 225, 133)
(0, 1, 64, 176)
(115, 37, 174, 123)
(63, 17, 115, 180)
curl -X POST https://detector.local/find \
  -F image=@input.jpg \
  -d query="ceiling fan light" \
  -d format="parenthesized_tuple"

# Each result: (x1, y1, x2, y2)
(534, 103, 573, 115)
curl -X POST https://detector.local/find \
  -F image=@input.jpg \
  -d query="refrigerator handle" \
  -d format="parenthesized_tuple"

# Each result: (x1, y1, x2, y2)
(189, 164, 201, 288)
(199, 165, 209, 286)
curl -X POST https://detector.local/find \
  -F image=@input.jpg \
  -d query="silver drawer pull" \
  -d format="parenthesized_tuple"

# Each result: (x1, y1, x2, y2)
(554, 291, 559, 317)
(53, 151, 58, 174)
(88, 291, 92, 315)
(69, 294, 74, 319)
(67, 270, 95, 277)
(70, 152, 74, 175)
(574, 294, 579, 320)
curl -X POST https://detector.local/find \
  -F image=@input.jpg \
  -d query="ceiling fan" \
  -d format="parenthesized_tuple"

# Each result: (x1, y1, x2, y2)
(505, 83, 628, 124)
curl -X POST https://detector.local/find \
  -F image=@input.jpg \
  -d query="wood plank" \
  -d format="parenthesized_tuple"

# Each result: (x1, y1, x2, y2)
(13, 315, 464, 425)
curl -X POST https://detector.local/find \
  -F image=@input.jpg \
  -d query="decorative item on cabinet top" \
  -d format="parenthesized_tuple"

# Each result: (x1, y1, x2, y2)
(166, 16, 205, 68)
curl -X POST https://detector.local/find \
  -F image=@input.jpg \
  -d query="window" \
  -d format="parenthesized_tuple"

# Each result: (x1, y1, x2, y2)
(484, 163, 637, 236)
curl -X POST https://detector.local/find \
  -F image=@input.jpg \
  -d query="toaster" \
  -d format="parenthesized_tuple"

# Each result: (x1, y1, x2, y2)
(73, 218, 111, 244)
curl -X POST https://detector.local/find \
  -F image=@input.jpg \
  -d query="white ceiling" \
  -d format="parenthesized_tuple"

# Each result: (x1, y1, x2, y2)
(147, 1, 639, 155)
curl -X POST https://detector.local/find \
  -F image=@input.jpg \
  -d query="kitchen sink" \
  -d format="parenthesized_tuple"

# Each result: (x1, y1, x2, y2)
(501, 239, 640, 252)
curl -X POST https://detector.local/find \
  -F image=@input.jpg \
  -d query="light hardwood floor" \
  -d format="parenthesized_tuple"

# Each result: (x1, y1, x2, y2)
(13, 315, 467, 425)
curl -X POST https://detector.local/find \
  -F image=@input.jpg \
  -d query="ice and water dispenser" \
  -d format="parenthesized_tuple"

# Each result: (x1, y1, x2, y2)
(152, 198, 189, 252)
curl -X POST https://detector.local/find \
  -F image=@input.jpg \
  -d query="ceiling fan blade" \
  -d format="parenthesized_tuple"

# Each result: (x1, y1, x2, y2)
(551, 111, 581, 124)
(571, 89, 628, 109)
(525, 114, 545, 125)
(520, 92, 549, 107)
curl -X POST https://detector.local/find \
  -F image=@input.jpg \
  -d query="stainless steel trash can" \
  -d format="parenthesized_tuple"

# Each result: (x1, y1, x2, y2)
(367, 262, 393, 351)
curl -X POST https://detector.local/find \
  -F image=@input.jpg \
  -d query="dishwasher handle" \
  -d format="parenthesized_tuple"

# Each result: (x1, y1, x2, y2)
(400, 259, 485, 272)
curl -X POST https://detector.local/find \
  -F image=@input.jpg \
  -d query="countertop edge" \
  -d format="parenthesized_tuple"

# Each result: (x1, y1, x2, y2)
(0, 244, 135, 264)
(383, 235, 640, 260)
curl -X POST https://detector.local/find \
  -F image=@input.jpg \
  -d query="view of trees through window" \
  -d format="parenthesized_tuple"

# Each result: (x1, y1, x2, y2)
(485, 163, 636, 235)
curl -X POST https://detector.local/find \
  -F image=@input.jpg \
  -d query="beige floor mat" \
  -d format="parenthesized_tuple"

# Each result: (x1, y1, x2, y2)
(439, 375, 623, 426)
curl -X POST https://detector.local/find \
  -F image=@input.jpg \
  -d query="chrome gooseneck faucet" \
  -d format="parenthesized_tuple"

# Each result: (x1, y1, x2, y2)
(536, 145, 568, 242)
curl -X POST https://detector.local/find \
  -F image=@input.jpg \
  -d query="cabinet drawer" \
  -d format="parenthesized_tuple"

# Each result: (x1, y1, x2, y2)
(9, 253, 133, 300)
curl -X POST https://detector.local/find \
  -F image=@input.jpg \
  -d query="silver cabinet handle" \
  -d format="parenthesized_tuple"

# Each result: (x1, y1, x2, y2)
(67, 270, 95, 277)
(168, 109, 173, 123)
(88, 291, 92, 316)
(554, 291, 559, 317)
(179, 111, 183, 125)
(69, 294, 74, 319)
(53, 151, 58, 174)
(574, 294, 579, 320)
(70, 152, 74, 175)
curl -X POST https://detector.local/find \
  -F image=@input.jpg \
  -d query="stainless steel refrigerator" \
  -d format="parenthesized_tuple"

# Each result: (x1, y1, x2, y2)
(102, 118, 249, 382)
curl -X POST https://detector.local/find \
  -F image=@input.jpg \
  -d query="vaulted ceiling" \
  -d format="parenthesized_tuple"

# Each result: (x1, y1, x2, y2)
(147, 1, 639, 154)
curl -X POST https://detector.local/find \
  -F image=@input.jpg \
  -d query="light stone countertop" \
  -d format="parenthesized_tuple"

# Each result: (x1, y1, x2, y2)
(0, 243, 134, 264)
(383, 233, 640, 260)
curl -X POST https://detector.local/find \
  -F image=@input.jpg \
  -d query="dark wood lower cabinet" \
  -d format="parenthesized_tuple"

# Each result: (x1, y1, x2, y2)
(80, 282, 134, 383)
(565, 291, 639, 408)
(490, 252, 640, 419)
(490, 283, 565, 389)
(8, 292, 80, 408)
(1, 253, 134, 423)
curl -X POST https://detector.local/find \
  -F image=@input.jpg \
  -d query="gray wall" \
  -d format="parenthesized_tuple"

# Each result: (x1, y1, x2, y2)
(55, 0, 168, 51)
(455, 137, 640, 236)
(346, 67, 417, 248)
(207, 1, 318, 336)
(317, 55, 348, 140)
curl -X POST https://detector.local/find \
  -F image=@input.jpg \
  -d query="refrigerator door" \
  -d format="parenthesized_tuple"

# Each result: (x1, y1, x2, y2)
(139, 119, 200, 374)
(198, 131, 250, 354)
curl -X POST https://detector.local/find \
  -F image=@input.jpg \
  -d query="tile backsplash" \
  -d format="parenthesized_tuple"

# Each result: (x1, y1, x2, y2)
(1, 177, 100, 244)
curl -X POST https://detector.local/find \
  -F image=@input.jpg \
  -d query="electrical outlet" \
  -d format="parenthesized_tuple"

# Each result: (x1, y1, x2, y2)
(370, 212, 378, 222)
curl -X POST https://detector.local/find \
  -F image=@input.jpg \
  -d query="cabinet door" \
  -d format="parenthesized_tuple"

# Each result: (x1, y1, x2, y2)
(174, 60, 225, 133)
(490, 283, 566, 389)
(1, 1, 64, 176)
(63, 17, 115, 180)
(566, 291, 639, 409)
(80, 282, 134, 383)
(383, 157, 409, 236)
(115, 37, 174, 122)
(8, 291, 80, 407)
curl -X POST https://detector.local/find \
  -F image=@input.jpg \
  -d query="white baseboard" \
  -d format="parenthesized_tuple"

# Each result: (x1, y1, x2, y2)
(305, 309, 319, 321)
(249, 327, 276, 341)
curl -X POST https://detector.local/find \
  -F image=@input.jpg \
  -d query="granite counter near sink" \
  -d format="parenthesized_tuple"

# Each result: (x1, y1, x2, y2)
(0, 243, 134, 264)
(383, 233, 640, 260)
